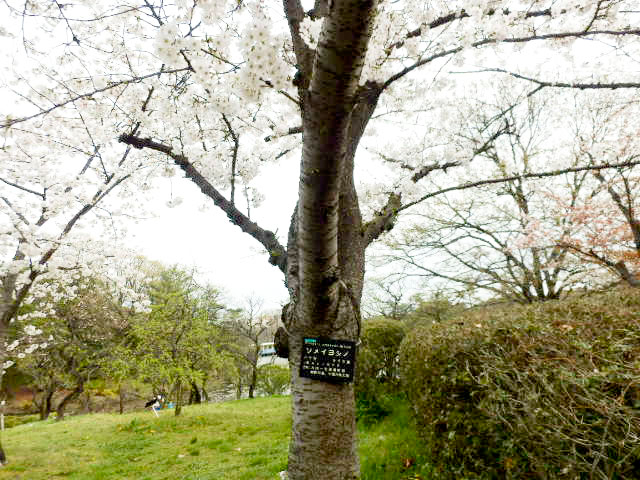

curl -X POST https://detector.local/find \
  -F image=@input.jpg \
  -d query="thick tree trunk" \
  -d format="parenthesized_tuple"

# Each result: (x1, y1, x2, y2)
(283, 0, 378, 472)
(56, 383, 83, 421)
(189, 382, 201, 404)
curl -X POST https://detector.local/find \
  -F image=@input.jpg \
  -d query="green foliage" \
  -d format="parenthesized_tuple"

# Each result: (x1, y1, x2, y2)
(256, 365, 290, 396)
(127, 266, 228, 408)
(400, 286, 640, 479)
(356, 318, 406, 424)
(3, 415, 39, 429)
(14, 275, 131, 419)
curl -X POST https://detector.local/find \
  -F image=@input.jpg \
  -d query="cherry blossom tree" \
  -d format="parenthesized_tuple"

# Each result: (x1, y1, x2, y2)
(381, 87, 624, 303)
(2, 0, 640, 476)
(520, 91, 640, 286)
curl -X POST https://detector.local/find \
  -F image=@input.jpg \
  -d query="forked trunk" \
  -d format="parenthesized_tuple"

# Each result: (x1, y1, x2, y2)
(56, 383, 83, 421)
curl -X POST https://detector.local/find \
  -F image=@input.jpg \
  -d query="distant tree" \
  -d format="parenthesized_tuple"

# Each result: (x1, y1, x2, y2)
(15, 276, 131, 420)
(220, 296, 275, 399)
(519, 94, 640, 286)
(383, 89, 616, 303)
(129, 266, 225, 416)
(404, 291, 466, 328)
(362, 278, 415, 320)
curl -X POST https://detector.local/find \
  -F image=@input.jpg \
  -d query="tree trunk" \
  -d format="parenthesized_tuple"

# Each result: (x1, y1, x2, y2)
(0, 317, 8, 464)
(174, 381, 183, 416)
(249, 352, 258, 399)
(280, 1, 384, 475)
(56, 384, 83, 421)
(189, 381, 201, 404)
(201, 379, 209, 403)
(35, 386, 55, 421)
(118, 383, 124, 414)
(235, 379, 242, 400)
(81, 390, 91, 413)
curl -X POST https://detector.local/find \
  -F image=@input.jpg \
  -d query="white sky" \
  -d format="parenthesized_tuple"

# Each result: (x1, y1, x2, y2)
(124, 155, 299, 312)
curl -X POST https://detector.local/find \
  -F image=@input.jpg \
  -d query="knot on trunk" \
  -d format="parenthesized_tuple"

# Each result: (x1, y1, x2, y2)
(274, 326, 289, 359)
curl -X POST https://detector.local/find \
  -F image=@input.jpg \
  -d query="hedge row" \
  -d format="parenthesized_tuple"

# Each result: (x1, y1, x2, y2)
(400, 286, 640, 479)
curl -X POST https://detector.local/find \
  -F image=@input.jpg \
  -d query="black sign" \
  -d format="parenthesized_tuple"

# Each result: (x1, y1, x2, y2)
(300, 337, 356, 383)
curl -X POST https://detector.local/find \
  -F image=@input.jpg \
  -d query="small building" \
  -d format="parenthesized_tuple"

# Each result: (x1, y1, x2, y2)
(257, 342, 289, 368)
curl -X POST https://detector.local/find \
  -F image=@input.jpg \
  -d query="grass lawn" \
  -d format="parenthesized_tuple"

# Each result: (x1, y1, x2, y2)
(0, 396, 431, 479)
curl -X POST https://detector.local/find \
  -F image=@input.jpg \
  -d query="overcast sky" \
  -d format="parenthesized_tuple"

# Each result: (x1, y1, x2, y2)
(124, 155, 299, 312)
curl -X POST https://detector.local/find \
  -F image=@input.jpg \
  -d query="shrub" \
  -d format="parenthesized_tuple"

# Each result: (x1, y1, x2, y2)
(400, 286, 640, 479)
(257, 365, 290, 396)
(356, 318, 406, 424)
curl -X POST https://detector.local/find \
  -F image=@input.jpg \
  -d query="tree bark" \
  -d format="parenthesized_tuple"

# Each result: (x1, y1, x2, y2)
(281, 1, 379, 476)
(56, 383, 83, 421)
(189, 382, 202, 404)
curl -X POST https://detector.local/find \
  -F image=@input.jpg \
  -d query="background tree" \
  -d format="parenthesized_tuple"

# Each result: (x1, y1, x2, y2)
(220, 296, 276, 399)
(382, 87, 629, 303)
(520, 92, 640, 286)
(14, 276, 131, 420)
(129, 266, 225, 416)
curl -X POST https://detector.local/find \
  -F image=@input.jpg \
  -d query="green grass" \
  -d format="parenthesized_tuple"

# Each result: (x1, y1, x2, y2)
(359, 401, 434, 480)
(0, 397, 290, 480)
(0, 396, 431, 479)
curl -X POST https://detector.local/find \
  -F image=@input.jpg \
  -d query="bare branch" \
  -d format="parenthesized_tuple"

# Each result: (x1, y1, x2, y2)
(381, 28, 640, 92)
(0, 177, 45, 199)
(473, 68, 640, 90)
(400, 159, 640, 213)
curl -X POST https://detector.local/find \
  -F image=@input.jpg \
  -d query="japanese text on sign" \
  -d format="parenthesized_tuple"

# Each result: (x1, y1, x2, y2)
(300, 337, 356, 383)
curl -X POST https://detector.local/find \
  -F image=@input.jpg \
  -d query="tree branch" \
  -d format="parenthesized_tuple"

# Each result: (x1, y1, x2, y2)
(474, 68, 640, 90)
(363, 192, 402, 246)
(221, 114, 239, 206)
(264, 125, 303, 142)
(381, 28, 640, 92)
(400, 159, 640, 213)
(1, 67, 190, 129)
(117, 133, 287, 273)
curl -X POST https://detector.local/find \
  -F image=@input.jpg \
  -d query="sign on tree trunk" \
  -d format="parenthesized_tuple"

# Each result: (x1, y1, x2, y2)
(299, 338, 355, 383)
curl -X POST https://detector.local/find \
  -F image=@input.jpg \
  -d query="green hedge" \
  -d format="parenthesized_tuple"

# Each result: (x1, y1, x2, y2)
(400, 287, 640, 479)
(355, 318, 406, 424)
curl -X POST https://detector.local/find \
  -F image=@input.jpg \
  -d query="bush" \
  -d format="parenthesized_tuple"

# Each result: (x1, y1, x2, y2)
(4, 414, 39, 429)
(356, 318, 406, 424)
(257, 365, 290, 396)
(400, 286, 640, 479)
